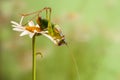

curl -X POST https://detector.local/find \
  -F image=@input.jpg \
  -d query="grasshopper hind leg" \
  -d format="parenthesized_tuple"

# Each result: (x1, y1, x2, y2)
(44, 7, 54, 36)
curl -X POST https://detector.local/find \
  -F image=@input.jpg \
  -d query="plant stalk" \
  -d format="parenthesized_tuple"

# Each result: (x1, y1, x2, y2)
(32, 34, 36, 80)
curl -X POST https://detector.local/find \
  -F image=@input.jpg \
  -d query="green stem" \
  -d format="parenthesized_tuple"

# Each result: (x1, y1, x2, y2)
(32, 34, 36, 80)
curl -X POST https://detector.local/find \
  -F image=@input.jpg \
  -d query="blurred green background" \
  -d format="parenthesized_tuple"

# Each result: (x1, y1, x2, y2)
(1, 0, 120, 80)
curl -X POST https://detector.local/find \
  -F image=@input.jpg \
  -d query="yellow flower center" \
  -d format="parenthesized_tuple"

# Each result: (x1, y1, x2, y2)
(25, 26, 41, 32)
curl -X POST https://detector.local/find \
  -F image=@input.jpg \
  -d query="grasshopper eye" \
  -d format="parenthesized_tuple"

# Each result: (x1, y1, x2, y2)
(58, 39, 67, 46)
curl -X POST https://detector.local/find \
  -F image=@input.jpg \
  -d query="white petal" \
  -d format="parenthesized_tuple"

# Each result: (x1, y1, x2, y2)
(28, 21, 34, 26)
(42, 33, 57, 45)
(19, 16, 24, 25)
(29, 33, 35, 38)
(36, 24, 40, 27)
(12, 25, 18, 27)
(39, 31, 48, 34)
(20, 31, 29, 36)
(12, 25, 23, 28)
(13, 28, 24, 32)
(11, 21, 20, 26)
(34, 30, 37, 33)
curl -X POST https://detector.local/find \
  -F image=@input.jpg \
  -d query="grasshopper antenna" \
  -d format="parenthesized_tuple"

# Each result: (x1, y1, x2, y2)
(65, 41, 80, 80)
(67, 46, 80, 80)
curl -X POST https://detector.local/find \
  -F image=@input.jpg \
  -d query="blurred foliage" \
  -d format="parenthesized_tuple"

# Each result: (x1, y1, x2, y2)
(1, 0, 120, 80)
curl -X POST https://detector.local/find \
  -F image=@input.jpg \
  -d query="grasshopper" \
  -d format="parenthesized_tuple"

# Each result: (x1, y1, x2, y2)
(22, 7, 67, 46)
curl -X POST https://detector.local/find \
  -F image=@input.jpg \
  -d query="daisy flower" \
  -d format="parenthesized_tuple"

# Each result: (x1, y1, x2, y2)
(11, 16, 66, 46)
(11, 16, 42, 38)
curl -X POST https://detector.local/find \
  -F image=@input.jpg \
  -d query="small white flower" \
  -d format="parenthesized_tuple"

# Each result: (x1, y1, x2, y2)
(11, 16, 41, 38)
